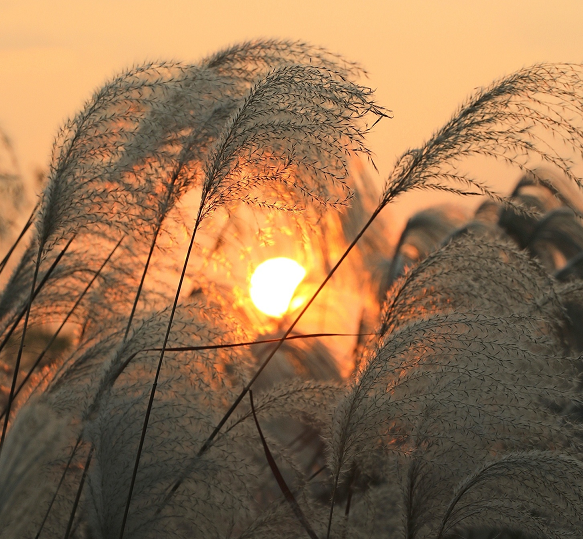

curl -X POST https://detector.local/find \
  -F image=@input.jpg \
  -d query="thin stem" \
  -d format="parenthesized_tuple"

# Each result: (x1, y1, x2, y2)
(158, 206, 383, 512)
(0, 202, 38, 276)
(0, 248, 41, 454)
(0, 236, 75, 352)
(0, 237, 123, 421)
(122, 224, 160, 342)
(35, 436, 82, 539)
(0, 235, 75, 456)
(200, 206, 382, 455)
(150, 332, 374, 353)
(118, 210, 204, 539)
(64, 444, 94, 539)
(122, 114, 213, 343)
(326, 475, 341, 539)
(0, 235, 75, 356)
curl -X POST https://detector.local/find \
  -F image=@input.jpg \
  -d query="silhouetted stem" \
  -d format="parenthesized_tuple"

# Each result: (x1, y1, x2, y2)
(119, 209, 204, 539)
(0, 252, 41, 456)
(158, 206, 383, 512)
(0, 238, 123, 421)
(122, 223, 160, 342)
(0, 202, 38, 276)
(151, 332, 373, 353)
(326, 475, 341, 539)
(122, 118, 212, 343)
(0, 235, 76, 456)
(201, 206, 382, 455)
(35, 436, 82, 539)
(64, 444, 94, 539)
(0, 235, 75, 356)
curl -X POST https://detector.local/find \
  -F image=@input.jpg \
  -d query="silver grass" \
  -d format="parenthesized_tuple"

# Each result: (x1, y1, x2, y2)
(38, 61, 192, 249)
(78, 312, 337, 538)
(83, 313, 248, 538)
(222, 64, 583, 465)
(327, 235, 581, 538)
(380, 234, 565, 339)
(6, 46, 583, 539)
(35, 39, 368, 253)
(437, 452, 583, 539)
(115, 40, 378, 339)
(116, 46, 384, 534)
(527, 207, 583, 271)
(0, 39, 379, 396)
(0, 127, 23, 240)
(201, 39, 365, 82)
(2, 62, 199, 419)
(0, 400, 73, 538)
(198, 62, 384, 219)
(18, 296, 248, 537)
(381, 64, 583, 211)
(0, 236, 137, 369)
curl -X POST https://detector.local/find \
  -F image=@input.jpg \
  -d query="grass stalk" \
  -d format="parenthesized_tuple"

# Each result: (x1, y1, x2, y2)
(35, 436, 82, 539)
(118, 208, 204, 539)
(0, 235, 76, 455)
(0, 237, 123, 421)
(156, 205, 384, 512)
(0, 249, 42, 456)
(0, 202, 38, 276)
(200, 206, 382, 454)
(122, 226, 160, 343)
(63, 444, 94, 539)
(0, 235, 75, 356)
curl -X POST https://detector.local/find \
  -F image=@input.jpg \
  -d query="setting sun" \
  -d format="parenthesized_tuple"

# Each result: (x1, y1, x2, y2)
(249, 257, 306, 317)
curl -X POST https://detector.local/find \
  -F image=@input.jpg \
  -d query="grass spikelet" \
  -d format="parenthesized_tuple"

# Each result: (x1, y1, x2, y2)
(381, 64, 583, 210)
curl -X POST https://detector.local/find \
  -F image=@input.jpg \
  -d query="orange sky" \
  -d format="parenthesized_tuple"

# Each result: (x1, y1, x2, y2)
(2, 0, 583, 229)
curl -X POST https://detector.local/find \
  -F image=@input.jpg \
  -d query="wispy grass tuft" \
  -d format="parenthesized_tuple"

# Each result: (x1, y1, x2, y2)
(2, 43, 583, 539)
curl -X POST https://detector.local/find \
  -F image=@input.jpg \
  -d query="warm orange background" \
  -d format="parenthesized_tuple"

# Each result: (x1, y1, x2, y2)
(2, 0, 583, 228)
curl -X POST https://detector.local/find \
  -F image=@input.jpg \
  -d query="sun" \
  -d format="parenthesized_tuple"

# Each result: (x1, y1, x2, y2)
(250, 257, 306, 318)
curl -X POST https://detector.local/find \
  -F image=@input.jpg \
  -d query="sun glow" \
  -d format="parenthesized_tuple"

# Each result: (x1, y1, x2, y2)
(250, 257, 306, 318)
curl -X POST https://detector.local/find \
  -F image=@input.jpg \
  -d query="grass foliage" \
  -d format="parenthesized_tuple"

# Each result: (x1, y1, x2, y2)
(1, 40, 583, 538)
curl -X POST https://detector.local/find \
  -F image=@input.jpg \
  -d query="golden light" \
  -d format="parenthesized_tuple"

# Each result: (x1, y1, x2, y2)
(250, 257, 306, 317)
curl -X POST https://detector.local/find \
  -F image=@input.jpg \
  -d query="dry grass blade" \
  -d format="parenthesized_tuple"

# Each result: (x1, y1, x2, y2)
(249, 390, 319, 539)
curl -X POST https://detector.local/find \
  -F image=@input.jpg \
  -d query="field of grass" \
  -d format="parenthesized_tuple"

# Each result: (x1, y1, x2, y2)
(1, 40, 583, 539)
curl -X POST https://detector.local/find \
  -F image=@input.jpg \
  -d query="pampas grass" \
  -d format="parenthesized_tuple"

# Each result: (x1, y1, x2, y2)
(2, 42, 583, 538)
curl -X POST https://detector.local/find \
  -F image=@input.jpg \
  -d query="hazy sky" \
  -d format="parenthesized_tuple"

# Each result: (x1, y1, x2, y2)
(2, 0, 583, 225)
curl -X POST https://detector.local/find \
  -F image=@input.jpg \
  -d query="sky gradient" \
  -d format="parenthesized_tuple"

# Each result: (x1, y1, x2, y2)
(2, 0, 583, 227)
